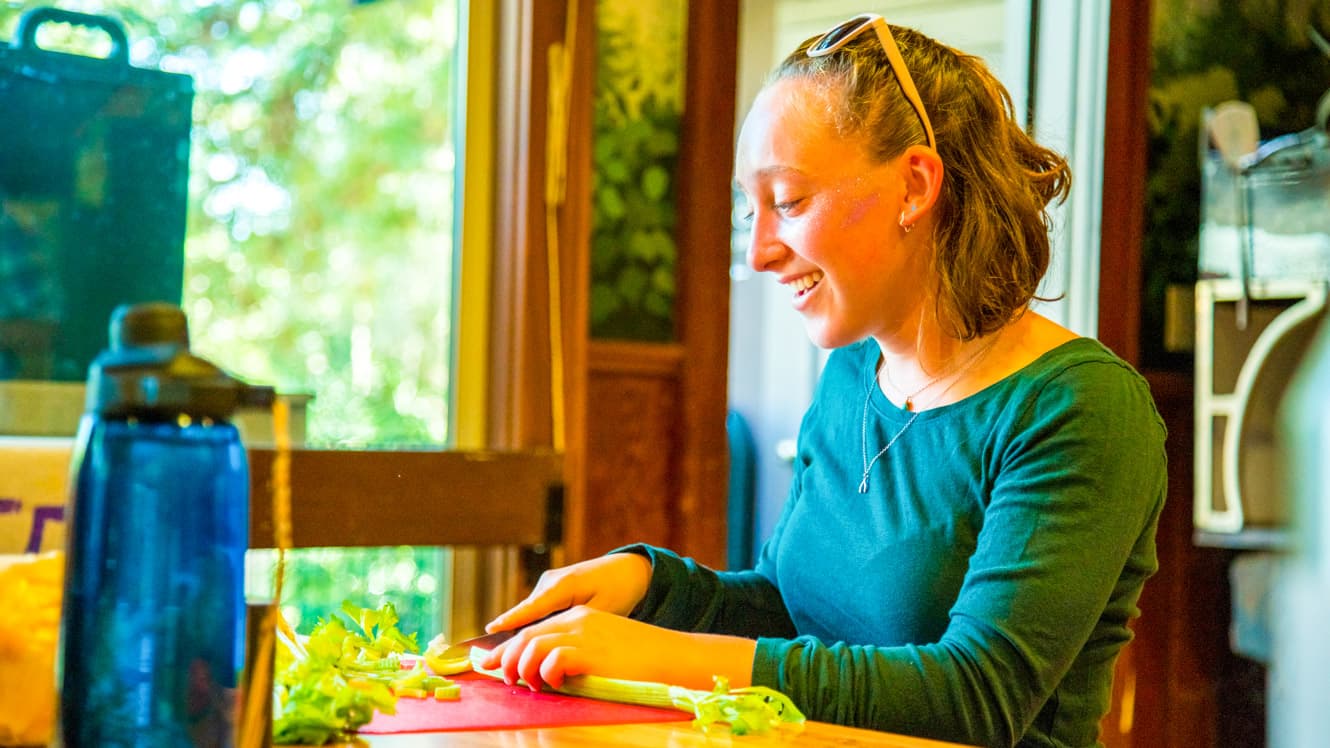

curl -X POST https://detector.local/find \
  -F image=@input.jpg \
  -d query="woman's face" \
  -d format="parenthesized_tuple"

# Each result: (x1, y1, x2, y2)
(734, 78, 928, 350)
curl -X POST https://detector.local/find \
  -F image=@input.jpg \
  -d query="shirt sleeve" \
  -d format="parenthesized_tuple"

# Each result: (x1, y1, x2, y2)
(609, 543, 798, 640)
(607, 449, 810, 639)
(751, 360, 1167, 747)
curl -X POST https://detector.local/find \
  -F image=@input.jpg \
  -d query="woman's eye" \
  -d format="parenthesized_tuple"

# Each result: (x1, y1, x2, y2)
(774, 198, 803, 215)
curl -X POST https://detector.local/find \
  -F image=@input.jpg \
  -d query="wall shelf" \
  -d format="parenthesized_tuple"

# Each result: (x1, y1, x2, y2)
(1193, 278, 1329, 536)
(1193, 527, 1290, 552)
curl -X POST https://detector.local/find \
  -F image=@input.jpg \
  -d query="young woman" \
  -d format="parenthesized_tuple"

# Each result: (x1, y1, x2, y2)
(480, 14, 1166, 747)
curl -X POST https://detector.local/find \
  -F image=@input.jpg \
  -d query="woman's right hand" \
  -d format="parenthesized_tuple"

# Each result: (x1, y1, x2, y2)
(485, 552, 653, 634)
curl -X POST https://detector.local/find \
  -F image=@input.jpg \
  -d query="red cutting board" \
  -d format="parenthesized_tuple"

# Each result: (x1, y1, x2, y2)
(359, 673, 694, 733)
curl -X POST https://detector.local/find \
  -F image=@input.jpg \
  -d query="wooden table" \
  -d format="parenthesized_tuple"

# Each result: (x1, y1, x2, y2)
(344, 721, 975, 747)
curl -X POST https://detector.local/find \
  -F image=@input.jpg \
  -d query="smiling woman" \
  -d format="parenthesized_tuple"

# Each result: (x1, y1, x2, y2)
(0, 0, 464, 638)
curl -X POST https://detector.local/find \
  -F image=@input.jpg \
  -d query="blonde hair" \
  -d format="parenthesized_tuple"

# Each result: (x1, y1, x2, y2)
(769, 25, 1071, 340)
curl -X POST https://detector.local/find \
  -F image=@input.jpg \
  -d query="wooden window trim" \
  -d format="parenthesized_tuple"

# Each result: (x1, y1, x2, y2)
(247, 448, 562, 550)
(224, 3, 563, 556)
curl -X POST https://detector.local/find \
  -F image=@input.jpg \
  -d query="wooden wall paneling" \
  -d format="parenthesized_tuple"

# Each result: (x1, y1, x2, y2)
(1132, 371, 1231, 748)
(584, 341, 685, 557)
(1141, 371, 1261, 748)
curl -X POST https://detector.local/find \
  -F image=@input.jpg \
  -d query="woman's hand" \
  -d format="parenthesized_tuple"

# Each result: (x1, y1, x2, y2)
(478, 605, 757, 693)
(485, 553, 653, 634)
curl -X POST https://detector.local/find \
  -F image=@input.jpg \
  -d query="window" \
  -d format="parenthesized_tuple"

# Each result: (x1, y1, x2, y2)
(0, 0, 467, 638)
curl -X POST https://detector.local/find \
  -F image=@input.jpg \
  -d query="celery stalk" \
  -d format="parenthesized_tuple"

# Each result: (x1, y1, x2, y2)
(467, 649, 805, 735)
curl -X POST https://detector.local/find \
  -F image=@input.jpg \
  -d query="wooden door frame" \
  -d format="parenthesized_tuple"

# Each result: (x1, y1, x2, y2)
(488, 0, 738, 567)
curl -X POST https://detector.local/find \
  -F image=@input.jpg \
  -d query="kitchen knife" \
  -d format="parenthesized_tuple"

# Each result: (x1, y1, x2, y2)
(434, 611, 560, 660)
(437, 629, 517, 659)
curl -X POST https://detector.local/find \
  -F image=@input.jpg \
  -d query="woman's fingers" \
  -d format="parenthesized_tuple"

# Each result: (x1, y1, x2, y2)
(488, 614, 554, 685)
(481, 609, 754, 695)
(511, 641, 591, 692)
(488, 555, 653, 635)
(538, 645, 582, 690)
(515, 632, 555, 691)
(485, 564, 587, 632)
(486, 588, 567, 634)
(486, 607, 592, 690)
(486, 598, 550, 633)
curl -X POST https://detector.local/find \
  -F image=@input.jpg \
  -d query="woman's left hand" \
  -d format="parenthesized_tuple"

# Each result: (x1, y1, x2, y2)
(477, 605, 756, 693)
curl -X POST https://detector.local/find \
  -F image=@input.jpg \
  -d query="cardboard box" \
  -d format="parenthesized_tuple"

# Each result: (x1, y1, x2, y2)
(0, 437, 73, 554)
(0, 381, 82, 437)
(0, 381, 310, 447)
(0, 385, 307, 554)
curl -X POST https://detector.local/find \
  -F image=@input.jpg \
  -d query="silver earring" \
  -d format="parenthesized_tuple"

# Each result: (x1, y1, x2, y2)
(899, 210, 912, 234)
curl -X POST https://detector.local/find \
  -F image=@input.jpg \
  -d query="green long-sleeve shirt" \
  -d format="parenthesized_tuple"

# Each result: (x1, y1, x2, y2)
(618, 337, 1166, 748)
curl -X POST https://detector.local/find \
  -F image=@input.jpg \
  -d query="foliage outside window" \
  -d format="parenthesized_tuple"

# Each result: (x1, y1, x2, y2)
(1143, 0, 1330, 368)
(0, 0, 458, 447)
(245, 545, 447, 636)
(0, 0, 461, 637)
(589, 0, 686, 341)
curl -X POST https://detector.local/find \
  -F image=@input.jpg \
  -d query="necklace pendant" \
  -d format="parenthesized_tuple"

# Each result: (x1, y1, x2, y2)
(858, 474, 869, 494)
(903, 397, 914, 411)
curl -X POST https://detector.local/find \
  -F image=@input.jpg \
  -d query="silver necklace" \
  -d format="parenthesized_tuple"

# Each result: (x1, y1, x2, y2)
(880, 355, 958, 412)
(881, 335, 998, 411)
(858, 336, 1000, 493)
(858, 375, 921, 493)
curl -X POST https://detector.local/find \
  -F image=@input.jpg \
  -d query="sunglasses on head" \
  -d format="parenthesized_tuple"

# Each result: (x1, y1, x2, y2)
(807, 13, 937, 151)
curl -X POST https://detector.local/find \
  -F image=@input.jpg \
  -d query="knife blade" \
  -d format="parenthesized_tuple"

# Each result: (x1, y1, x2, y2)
(437, 628, 518, 660)
(435, 611, 559, 660)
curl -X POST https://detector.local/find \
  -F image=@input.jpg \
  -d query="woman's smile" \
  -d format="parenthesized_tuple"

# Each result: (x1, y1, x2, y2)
(785, 270, 825, 305)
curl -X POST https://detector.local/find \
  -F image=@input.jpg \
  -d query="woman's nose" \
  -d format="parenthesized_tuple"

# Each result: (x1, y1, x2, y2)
(746, 213, 785, 273)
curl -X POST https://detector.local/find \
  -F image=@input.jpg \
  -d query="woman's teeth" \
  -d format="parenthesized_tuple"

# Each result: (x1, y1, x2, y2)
(792, 271, 824, 297)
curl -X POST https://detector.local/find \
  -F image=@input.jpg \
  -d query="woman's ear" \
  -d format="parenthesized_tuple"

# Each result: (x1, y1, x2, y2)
(899, 144, 944, 223)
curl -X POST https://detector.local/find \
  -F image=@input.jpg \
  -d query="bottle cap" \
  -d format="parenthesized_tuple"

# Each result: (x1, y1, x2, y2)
(85, 302, 276, 421)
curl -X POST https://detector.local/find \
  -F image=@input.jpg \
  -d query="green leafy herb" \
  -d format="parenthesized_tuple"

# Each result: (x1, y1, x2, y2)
(273, 600, 446, 745)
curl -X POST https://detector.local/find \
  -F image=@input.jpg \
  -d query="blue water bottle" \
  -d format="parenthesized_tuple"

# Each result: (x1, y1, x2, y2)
(56, 302, 273, 747)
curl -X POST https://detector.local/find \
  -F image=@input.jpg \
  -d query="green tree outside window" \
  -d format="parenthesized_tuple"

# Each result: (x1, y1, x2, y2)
(0, 0, 461, 638)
